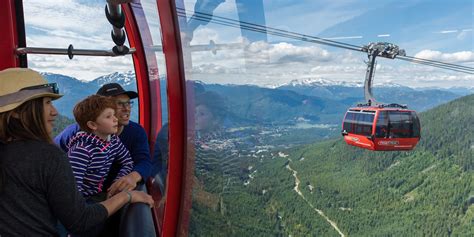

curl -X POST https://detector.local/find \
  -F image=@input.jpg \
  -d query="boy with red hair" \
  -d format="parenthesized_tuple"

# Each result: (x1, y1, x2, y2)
(68, 95, 133, 198)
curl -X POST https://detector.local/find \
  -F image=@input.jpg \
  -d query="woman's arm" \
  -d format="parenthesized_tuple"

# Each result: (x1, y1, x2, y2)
(100, 190, 154, 216)
(46, 147, 153, 233)
(47, 149, 106, 232)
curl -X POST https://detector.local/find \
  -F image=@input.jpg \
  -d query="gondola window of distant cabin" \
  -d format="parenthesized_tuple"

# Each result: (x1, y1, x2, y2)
(375, 111, 420, 139)
(343, 111, 375, 137)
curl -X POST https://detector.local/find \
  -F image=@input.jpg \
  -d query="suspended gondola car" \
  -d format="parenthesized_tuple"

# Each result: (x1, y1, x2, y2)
(341, 104, 420, 151)
(341, 42, 421, 151)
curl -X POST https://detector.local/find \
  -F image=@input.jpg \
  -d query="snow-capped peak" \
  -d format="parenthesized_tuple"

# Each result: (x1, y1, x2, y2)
(280, 78, 363, 87)
(93, 71, 136, 86)
(278, 78, 405, 88)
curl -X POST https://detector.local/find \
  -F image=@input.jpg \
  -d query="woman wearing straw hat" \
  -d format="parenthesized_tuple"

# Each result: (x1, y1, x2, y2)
(0, 68, 154, 236)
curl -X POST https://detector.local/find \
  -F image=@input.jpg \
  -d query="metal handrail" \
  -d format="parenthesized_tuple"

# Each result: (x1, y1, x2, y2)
(15, 46, 135, 59)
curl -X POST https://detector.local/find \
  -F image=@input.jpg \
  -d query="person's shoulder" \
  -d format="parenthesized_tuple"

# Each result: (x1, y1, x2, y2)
(62, 123, 80, 133)
(19, 140, 67, 162)
(124, 121, 147, 135)
(127, 121, 145, 130)
(27, 140, 63, 152)
(54, 123, 80, 140)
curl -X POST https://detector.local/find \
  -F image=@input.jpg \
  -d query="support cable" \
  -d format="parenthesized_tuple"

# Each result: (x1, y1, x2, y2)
(177, 8, 473, 75)
(176, 8, 364, 52)
(398, 55, 474, 73)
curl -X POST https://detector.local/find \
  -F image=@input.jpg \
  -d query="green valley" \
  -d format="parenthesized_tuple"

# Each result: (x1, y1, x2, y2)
(189, 94, 473, 236)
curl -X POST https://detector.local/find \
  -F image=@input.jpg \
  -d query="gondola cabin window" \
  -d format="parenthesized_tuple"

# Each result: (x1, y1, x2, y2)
(383, 111, 420, 138)
(343, 110, 375, 137)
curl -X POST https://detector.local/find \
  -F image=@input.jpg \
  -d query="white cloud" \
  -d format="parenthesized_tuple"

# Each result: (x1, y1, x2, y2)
(191, 28, 221, 44)
(28, 54, 134, 81)
(268, 42, 331, 62)
(414, 50, 474, 63)
(437, 30, 458, 34)
(24, 0, 120, 49)
(242, 42, 332, 65)
(310, 65, 365, 74)
(24, 0, 135, 80)
(24, 0, 106, 35)
(21, 0, 472, 89)
(191, 63, 230, 74)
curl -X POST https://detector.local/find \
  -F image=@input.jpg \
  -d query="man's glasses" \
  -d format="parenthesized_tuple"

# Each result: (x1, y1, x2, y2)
(116, 100, 134, 108)
(21, 83, 59, 94)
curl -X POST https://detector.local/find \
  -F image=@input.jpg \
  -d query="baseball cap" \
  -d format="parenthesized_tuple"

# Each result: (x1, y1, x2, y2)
(96, 83, 138, 99)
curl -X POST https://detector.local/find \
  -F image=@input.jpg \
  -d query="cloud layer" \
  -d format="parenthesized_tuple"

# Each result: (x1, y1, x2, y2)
(23, 0, 472, 88)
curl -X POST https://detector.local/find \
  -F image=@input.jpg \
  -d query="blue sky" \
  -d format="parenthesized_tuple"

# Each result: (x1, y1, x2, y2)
(23, 0, 473, 88)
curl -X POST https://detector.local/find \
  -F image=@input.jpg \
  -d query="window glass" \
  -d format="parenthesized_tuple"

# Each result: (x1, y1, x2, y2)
(138, 0, 169, 193)
(343, 112, 356, 133)
(388, 111, 413, 138)
(19, 0, 472, 236)
(344, 112, 374, 136)
(173, 0, 472, 236)
(375, 111, 389, 138)
(411, 112, 421, 137)
(23, 0, 136, 134)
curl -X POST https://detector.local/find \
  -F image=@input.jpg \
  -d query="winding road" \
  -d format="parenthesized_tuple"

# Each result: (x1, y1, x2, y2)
(286, 160, 346, 237)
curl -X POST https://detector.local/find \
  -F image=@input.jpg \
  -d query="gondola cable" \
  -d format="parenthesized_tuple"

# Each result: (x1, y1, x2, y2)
(177, 8, 473, 75)
(397, 57, 473, 74)
(177, 8, 364, 52)
(399, 55, 473, 71)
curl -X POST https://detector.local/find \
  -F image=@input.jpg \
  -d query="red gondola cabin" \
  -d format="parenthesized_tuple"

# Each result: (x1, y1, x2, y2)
(341, 105, 421, 151)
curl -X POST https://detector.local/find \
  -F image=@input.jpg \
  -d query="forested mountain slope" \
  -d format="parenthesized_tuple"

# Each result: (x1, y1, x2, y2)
(190, 95, 472, 236)
(52, 114, 75, 137)
(286, 94, 473, 236)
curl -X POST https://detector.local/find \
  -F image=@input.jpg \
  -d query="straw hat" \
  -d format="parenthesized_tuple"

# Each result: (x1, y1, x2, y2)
(0, 68, 63, 113)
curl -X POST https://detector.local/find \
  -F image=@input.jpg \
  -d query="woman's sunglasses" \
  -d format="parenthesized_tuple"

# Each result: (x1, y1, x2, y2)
(21, 83, 59, 94)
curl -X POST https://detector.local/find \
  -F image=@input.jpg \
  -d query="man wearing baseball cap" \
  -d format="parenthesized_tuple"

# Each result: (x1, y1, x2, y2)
(55, 83, 152, 196)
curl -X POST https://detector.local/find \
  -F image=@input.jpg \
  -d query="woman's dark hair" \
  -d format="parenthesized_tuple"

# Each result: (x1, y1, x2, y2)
(0, 97, 51, 144)
(0, 98, 51, 192)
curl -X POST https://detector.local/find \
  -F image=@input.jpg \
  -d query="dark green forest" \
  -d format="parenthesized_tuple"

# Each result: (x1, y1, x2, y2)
(52, 114, 75, 137)
(189, 94, 473, 236)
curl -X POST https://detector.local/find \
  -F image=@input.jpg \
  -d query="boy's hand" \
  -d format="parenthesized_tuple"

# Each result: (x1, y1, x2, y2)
(107, 171, 142, 197)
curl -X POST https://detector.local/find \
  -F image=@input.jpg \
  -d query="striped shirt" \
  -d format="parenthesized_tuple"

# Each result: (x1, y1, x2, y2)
(67, 131, 134, 197)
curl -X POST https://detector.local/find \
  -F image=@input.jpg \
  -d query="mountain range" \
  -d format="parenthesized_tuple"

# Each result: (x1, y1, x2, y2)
(43, 71, 471, 127)
(42, 72, 141, 120)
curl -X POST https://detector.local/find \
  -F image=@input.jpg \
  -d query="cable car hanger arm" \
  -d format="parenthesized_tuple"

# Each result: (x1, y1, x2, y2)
(362, 42, 406, 105)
